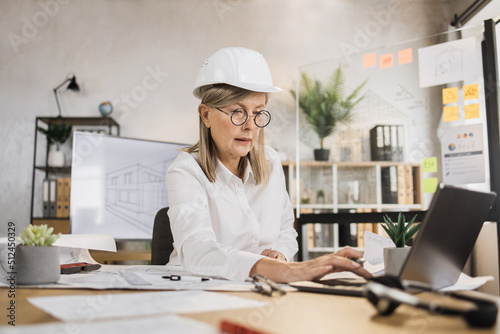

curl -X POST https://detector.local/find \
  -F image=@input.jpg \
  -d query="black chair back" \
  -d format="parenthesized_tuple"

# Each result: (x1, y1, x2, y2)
(151, 207, 174, 265)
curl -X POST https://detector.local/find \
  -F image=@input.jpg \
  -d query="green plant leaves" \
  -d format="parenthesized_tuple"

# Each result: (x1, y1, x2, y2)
(37, 124, 72, 150)
(19, 224, 61, 247)
(291, 67, 367, 148)
(382, 212, 420, 247)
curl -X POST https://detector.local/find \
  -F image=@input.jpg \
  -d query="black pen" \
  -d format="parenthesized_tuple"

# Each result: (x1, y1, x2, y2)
(350, 258, 366, 265)
(162, 275, 211, 282)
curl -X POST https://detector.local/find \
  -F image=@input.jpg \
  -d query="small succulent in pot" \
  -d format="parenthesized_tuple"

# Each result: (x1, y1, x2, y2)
(19, 224, 61, 246)
(381, 212, 420, 248)
(16, 224, 62, 285)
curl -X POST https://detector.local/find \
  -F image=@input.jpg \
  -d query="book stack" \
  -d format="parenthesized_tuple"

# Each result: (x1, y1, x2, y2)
(369, 125, 404, 161)
(43, 177, 71, 218)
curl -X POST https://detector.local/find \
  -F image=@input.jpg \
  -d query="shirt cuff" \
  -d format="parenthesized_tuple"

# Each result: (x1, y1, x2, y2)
(225, 250, 265, 281)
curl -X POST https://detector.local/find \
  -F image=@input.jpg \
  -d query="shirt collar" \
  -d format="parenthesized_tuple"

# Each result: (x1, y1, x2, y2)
(215, 157, 254, 185)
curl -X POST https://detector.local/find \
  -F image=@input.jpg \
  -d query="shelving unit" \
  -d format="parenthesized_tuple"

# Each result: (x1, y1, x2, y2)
(283, 160, 422, 213)
(30, 116, 120, 233)
(282, 160, 424, 260)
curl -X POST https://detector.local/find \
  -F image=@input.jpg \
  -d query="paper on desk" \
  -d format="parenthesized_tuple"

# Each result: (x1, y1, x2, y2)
(440, 273, 494, 291)
(0, 234, 116, 286)
(28, 290, 268, 322)
(0, 314, 218, 334)
(54, 265, 268, 292)
(54, 234, 116, 264)
(363, 231, 395, 266)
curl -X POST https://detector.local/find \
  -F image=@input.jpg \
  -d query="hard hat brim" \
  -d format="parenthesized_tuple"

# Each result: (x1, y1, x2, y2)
(193, 82, 282, 99)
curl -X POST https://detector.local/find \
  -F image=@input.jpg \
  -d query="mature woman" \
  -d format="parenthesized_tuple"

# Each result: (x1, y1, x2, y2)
(165, 47, 371, 283)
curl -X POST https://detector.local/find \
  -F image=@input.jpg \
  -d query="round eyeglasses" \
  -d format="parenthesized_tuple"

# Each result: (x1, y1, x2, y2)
(215, 107, 271, 128)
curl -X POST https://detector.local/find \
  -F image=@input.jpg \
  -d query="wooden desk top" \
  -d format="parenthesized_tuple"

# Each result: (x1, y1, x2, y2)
(1, 287, 498, 333)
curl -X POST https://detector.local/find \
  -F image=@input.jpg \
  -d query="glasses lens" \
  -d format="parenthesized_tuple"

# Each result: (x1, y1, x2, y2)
(255, 110, 271, 128)
(231, 108, 247, 126)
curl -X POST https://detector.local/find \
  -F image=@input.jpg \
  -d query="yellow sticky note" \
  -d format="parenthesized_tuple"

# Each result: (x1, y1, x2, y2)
(443, 106, 459, 122)
(380, 53, 393, 69)
(423, 178, 438, 193)
(463, 84, 479, 100)
(363, 53, 376, 68)
(464, 103, 480, 119)
(442, 87, 458, 104)
(398, 48, 413, 65)
(422, 157, 438, 173)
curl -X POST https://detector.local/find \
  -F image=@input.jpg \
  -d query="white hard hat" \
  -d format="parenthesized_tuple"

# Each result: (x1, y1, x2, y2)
(193, 47, 282, 99)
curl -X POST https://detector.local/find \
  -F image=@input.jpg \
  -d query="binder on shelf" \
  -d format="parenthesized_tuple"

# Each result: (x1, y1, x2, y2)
(63, 177, 71, 217)
(307, 224, 315, 249)
(383, 125, 392, 161)
(381, 166, 398, 204)
(390, 126, 399, 162)
(396, 125, 404, 161)
(397, 165, 406, 205)
(48, 179, 57, 218)
(56, 178, 65, 218)
(370, 124, 404, 161)
(369, 125, 385, 161)
(404, 166, 414, 205)
(42, 179, 50, 218)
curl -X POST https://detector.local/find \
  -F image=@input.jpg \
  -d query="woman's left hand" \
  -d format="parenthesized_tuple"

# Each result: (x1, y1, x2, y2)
(261, 249, 286, 261)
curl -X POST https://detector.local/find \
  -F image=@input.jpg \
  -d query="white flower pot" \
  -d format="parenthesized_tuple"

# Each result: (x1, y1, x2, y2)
(15, 246, 60, 285)
(384, 246, 411, 277)
(48, 151, 65, 167)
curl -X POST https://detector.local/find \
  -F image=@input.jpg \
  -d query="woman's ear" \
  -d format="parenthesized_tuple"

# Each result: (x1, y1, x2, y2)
(198, 104, 211, 128)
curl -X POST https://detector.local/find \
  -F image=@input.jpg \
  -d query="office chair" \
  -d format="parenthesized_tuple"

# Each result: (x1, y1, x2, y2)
(151, 207, 174, 265)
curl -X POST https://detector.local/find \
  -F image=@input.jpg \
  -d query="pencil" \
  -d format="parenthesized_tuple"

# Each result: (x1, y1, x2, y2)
(220, 320, 270, 334)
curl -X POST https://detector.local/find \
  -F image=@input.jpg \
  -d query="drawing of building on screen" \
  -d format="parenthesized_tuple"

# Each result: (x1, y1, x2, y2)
(105, 162, 168, 233)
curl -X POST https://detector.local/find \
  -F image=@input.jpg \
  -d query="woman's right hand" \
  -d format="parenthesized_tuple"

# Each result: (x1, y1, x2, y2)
(250, 247, 372, 283)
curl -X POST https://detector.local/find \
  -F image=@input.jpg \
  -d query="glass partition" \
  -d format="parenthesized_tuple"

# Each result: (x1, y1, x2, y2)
(293, 23, 492, 259)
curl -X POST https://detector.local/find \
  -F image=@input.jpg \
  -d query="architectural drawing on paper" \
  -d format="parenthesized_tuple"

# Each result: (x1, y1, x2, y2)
(434, 45, 464, 76)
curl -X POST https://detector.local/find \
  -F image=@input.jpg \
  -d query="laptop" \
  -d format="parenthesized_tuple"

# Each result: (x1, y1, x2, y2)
(290, 184, 497, 296)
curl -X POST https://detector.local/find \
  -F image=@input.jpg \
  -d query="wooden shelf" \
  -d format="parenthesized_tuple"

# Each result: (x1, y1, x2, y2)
(32, 218, 70, 234)
(38, 116, 119, 127)
(89, 249, 151, 264)
(35, 166, 71, 173)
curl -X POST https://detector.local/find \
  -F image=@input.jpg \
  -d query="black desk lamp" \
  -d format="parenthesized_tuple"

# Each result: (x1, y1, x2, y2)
(53, 74, 80, 117)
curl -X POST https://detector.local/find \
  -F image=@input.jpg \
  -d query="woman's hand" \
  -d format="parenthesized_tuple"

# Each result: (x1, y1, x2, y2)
(250, 246, 372, 283)
(261, 249, 287, 261)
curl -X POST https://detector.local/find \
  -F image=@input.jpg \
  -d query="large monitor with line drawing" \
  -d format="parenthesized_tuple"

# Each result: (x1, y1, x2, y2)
(70, 131, 186, 240)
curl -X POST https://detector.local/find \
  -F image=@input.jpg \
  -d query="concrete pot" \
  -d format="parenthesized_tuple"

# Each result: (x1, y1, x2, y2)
(16, 246, 60, 285)
(383, 246, 411, 277)
(47, 150, 65, 167)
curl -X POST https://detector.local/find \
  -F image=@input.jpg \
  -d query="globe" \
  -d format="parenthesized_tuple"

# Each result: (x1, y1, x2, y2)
(99, 101, 113, 117)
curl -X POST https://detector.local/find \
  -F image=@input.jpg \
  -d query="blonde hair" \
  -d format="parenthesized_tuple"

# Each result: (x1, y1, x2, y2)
(185, 84, 269, 185)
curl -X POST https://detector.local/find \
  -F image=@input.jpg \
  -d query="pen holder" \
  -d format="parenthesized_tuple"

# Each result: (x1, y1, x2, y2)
(15, 245, 60, 285)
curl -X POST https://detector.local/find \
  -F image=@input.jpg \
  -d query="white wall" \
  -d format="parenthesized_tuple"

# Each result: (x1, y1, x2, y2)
(0, 0, 452, 235)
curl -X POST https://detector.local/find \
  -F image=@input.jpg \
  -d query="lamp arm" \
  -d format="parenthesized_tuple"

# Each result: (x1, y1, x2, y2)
(53, 87, 64, 118)
(53, 77, 71, 117)
(53, 77, 71, 91)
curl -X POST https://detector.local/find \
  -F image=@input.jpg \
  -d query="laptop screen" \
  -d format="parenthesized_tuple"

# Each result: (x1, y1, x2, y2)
(400, 184, 496, 290)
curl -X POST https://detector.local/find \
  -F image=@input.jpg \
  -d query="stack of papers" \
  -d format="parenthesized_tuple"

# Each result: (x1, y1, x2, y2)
(2, 290, 268, 334)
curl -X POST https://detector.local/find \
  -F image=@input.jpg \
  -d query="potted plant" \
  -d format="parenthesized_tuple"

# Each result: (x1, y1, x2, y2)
(381, 212, 420, 276)
(291, 67, 366, 161)
(38, 124, 72, 167)
(16, 224, 61, 285)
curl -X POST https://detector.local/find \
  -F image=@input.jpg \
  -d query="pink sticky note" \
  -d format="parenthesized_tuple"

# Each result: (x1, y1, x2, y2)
(380, 53, 393, 69)
(398, 48, 413, 65)
(363, 53, 376, 68)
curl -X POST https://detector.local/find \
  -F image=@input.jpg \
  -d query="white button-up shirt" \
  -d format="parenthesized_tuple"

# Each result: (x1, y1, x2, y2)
(165, 146, 298, 281)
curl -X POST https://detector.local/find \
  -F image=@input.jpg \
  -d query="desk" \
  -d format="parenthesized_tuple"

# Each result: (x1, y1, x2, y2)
(2, 286, 498, 333)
